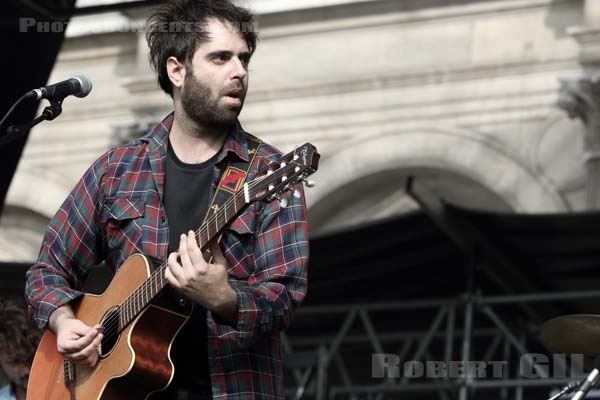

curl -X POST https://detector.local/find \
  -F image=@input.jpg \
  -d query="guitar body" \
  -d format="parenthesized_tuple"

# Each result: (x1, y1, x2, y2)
(27, 254, 191, 400)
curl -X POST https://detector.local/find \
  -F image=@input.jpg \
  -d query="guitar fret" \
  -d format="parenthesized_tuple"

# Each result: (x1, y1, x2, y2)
(125, 300, 129, 326)
(214, 210, 218, 236)
(142, 283, 147, 309)
(135, 292, 138, 315)
(131, 296, 135, 321)
(131, 294, 135, 318)
(202, 227, 208, 248)
(129, 298, 133, 322)
(153, 273, 158, 298)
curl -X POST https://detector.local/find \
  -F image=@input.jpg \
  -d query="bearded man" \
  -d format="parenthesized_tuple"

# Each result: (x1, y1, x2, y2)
(25, 1, 309, 399)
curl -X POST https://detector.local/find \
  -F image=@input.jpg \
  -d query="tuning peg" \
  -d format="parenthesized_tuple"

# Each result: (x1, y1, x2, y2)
(275, 195, 288, 208)
(303, 179, 316, 188)
(286, 187, 302, 199)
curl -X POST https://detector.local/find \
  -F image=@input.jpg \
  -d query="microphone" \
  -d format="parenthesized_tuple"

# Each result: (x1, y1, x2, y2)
(26, 73, 93, 101)
(572, 368, 600, 400)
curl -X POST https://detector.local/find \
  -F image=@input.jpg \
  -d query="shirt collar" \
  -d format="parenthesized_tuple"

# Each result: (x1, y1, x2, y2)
(219, 120, 250, 163)
(143, 112, 249, 162)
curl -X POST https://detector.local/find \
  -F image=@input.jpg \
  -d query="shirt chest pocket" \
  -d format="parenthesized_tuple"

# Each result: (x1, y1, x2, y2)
(223, 206, 257, 279)
(102, 197, 146, 255)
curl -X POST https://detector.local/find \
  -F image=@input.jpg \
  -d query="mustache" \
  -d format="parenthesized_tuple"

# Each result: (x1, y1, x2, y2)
(222, 82, 244, 95)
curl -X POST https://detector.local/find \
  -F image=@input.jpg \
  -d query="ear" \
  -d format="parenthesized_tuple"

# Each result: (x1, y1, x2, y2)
(166, 56, 186, 91)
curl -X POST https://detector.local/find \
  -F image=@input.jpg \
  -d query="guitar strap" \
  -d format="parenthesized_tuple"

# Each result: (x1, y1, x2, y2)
(201, 133, 262, 235)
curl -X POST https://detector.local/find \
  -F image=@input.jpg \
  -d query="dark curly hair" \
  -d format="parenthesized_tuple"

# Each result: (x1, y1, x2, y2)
(146, 0, 258, 97)
(0, 296, 40, 360)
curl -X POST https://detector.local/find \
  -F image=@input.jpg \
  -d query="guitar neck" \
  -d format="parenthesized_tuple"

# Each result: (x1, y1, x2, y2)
(117, 188, 248, 330)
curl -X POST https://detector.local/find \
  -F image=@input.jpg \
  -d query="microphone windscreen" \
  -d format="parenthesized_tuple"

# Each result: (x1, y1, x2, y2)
(73, 73, 93, 98)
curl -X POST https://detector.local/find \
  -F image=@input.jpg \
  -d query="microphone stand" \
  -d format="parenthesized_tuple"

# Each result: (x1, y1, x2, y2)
(547, 381, 580, 400)
(546, 367, 600, 399)
(0, 97, 63, 149)
(572, 368, 600, 400)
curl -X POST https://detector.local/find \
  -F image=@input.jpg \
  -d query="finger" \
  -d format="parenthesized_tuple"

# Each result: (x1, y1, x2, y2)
(178, 234, 193, 273)
(65, 333, 103, 361)
(78, 333, 103, 361)
(90, 349, 100, 367)
(78, 339, 100, 367)
(167, 251, 184, 283)
(88, 351, 100, 368)
(60, 325, 100, 353)
(165, 262, 181, 289)
(209, 242, 227, 265)
(67, 322, 95, 337)
(187, 230, 206, 272)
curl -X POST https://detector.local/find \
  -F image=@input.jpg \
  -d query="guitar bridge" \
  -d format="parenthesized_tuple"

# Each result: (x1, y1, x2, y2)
(64, 359, 75, 386)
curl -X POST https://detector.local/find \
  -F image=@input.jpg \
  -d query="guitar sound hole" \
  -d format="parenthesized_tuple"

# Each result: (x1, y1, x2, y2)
(100, 308, 120, 357)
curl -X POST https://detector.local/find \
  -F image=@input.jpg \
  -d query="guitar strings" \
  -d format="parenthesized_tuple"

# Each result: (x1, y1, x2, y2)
(98, 187, 243, 344)
(98, 166, 297, 345)
(96, 173, 281, 345)
(99, 155, 307, 346)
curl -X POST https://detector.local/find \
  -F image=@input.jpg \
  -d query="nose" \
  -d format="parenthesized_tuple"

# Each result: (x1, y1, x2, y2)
(230, 57, 247, 81)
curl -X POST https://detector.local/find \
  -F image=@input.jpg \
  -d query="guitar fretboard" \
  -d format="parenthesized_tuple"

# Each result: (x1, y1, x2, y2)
(116, 188, 248, 330)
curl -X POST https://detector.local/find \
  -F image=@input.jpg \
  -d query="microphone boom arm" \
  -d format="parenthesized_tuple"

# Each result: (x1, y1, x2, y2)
(0, 98, 63, 148)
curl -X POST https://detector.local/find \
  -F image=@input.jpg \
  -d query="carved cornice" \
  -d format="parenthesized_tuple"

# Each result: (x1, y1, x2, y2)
(122, 58, 577, 102)
(567, 26, 600, 68)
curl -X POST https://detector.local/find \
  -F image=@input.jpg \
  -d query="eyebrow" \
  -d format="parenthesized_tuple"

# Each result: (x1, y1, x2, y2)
(206, 50, 252, 60)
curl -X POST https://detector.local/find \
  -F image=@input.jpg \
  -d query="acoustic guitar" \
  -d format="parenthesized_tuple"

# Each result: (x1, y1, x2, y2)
(27, 143, 319, 400)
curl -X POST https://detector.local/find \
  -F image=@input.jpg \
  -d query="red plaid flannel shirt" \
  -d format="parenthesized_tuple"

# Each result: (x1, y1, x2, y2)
(26, 113, 309, 399)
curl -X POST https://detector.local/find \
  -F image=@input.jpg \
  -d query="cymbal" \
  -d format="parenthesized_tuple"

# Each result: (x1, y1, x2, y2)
(542, 315, 600, 356)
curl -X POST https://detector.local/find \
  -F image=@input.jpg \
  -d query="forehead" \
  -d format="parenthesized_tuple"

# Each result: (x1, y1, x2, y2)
(196, 18, 249, 53)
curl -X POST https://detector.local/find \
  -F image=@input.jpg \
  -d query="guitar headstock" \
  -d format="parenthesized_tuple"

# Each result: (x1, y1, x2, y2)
(246, 143, 320, 206)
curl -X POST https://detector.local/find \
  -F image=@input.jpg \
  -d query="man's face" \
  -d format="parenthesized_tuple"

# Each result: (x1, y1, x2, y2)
(181, 18, 251, 128)
(0, 351, 30, 391)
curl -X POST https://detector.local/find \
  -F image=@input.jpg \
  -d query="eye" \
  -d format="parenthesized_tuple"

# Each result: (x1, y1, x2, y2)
(212, 53, 230, 64)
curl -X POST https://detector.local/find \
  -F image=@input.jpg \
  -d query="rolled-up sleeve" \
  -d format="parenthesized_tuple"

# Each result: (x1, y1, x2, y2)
(233, 183, 309, 348)
(25, 151, 108, 329)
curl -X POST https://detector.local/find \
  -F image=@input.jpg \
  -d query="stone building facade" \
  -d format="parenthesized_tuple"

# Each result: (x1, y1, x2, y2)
(0, 0, 596, 261)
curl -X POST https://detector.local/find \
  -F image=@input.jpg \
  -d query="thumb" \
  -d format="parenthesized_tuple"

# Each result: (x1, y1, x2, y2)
(69, 319, 95, 335)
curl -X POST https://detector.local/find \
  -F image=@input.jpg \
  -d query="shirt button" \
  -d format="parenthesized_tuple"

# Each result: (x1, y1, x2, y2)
(178, 298, 187, 307)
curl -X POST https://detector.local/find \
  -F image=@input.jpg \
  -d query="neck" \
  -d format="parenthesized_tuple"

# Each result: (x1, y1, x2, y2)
(170, 108, 230, 164)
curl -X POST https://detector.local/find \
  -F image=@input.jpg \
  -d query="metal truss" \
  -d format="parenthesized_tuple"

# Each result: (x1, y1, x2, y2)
(282, 290, 600, 400)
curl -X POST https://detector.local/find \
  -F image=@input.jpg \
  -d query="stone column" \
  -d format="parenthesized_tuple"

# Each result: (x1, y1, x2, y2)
(558, 1, 600, 208)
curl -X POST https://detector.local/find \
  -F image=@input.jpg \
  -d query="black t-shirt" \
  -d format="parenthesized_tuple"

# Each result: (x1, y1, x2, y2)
(163, 142, 220, 389)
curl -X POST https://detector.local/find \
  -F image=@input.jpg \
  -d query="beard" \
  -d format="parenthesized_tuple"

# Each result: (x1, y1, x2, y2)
(181, 71, 246, 129)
